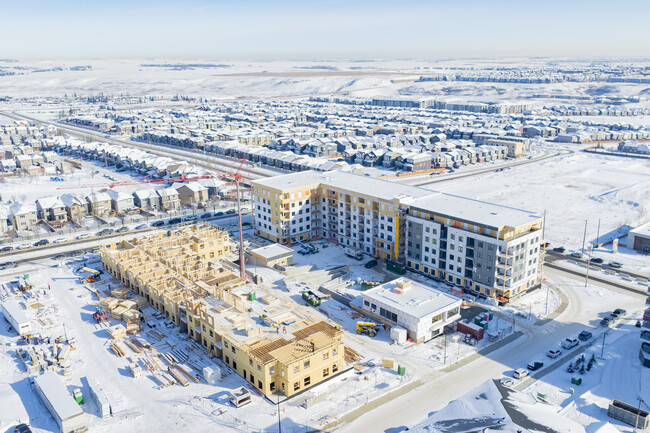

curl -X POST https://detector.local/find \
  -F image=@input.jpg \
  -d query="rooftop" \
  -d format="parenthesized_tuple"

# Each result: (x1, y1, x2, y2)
(408, 192, 542, 229)
(630, 221, 650, 238)
(362, 278, 461, 319)
(251, 243, 294, 260)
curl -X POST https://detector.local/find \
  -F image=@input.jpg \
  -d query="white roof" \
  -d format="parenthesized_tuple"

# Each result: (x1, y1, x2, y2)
(106, 190, 133, 201)
(35, 196, 65, 209)
(86, 191, 111, 202)
(34, 371, 85, 420)
(362, 278, 460, 320)
(60, 193, 84, 207)
(251, 244, 294, 260)
(630, 221, 650, 238)
(409, 192, 542, 229)
(10, 202, 36, 215)
(1, 299, 28, 323)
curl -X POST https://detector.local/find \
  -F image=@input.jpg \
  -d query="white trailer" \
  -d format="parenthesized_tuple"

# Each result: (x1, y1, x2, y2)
(34, 372, 87, 433)
(344, 247, 363, 260)
(1, 299, 32, 335)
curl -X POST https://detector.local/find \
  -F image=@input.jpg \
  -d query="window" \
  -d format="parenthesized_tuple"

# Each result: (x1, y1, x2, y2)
(269, 366, 275, 375)
(323, 368, 330, 377)
(304, 360, 310, 369)
(332, 348, 337, 356)
(225, 356, 230, 365)
(431, 313, 443, 323)
(294, 365, 300, 374)
(332, 363, 339, 373)
(294, 382, 300, 391)
(304, 376, 311, 386)
(323, 352, 329, 361)
(249, 358, 253, 367)
(231, 346, 236, 354)
(257, 365, 262, 373)
(258, 381, 262, 389)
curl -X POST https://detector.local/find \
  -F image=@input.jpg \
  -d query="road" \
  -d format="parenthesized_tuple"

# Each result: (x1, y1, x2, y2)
(334, 267, 645, 432)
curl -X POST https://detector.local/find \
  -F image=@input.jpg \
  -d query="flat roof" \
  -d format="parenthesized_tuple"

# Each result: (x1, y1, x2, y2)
(251, 244, 294, 260)
(34, 371, 85, 420)
(253, 170, 434, 202)
(1, 299, 28, 324)
(254, 170, 541, 228)
(409, 192, 541, 229)
(362, 278, 461, 320)
(631, 221, 650, 238)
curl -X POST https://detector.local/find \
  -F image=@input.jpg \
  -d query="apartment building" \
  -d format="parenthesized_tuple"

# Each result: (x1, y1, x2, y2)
(253, 171, 543, 300)
(252, 171, 433, 260)
(100, 224, 345, 398)
(405, 194, 543, 300)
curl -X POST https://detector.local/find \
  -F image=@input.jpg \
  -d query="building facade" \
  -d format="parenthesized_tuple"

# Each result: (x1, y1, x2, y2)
(253, 171, 543, 300)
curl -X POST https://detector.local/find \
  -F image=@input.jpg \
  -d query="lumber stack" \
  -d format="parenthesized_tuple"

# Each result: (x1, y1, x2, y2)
(111, 342, 125, 357)
(108, 325, 127, 340)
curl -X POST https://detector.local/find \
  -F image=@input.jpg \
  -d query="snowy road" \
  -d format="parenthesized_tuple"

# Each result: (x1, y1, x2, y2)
(335, 271, 644, 432)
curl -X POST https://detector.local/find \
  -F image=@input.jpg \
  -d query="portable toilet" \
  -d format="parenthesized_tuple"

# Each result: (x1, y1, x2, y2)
(73, 388, 84, 405)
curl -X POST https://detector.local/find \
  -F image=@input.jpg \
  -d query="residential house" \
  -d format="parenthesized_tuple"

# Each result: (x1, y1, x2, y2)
(132, 189, 161, 211)
(85, 191, 112, 217)
(9, 202, 38, 232)
(156, 187, 181, 211)
(35, 196, 67, 226)
(107, 190, 136, 215)
(60, 193, 88, 222)
(176, 182, 209, 207)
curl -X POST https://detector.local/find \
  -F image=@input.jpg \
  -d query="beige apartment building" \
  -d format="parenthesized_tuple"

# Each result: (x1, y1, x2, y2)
(100, 224, 346, 398)
(253, 171, 544, 301)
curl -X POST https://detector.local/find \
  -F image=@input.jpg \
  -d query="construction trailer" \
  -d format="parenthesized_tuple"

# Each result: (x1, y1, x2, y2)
(1, 299, 32, 335)
(608, 399, 649, 429)
(34, 371, 88, 433)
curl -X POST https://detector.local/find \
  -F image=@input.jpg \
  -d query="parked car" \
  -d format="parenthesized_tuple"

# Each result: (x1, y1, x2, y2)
(96, 228, 114, 236)
(527, 361, 544, 371)
(52, 238, 66, 244)
(570, 252, 583, 259)
(607, 261, 623, 269)
(76, 233, 90, 240)
(610, 309, 626, 319)
(34, 239, 49, 246)
(552, 247, 566, 253)
(561, 338, 579, 349)
(513, 368, 529, 379)
(184, 215, 197, 221)
(16, 243, 31, 250)
(364, 259, 378, 269)
(499, 377, 514, 387)
(600, 317, 611, 327)
(151, 221, 165, 227)
(0, 246, 14, 252)
(135, 224, 147, 229)
(116, 227, 128, 233)
(226, 209, 237, 214)
(215, 212, 224, 217)
(578, 331, 592, 341)
(547, 349, 562, 358)
(13, 423, 32, 433)
(168, 218, 182, 225)
(201, 212, 212, 218)
(589, 257, 604, 264)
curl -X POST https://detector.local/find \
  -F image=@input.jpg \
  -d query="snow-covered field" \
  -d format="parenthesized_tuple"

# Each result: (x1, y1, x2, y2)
(413, 150, 650, 275)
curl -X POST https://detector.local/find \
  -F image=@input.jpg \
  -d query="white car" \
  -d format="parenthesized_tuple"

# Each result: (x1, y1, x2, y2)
(547, 349, 562, 359)
(499, 377, 515, 387)
(76, 233, 90, 240)
(16, 243, 31, 250)
(513, 368, 529, 379)
(52, 238, 66, 244)
(561, 338, 579, 350)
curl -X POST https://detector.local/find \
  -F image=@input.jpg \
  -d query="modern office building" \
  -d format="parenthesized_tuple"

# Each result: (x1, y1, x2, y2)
(253, 171, 543, 300)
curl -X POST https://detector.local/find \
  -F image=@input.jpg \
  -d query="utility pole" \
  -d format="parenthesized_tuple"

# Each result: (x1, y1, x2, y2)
(585, 244, 593, 287)
(581, 220, 588, 253)
(542, 209, 546, 240)
(600, 330, 609, 358)
(595, 218, 601, 250)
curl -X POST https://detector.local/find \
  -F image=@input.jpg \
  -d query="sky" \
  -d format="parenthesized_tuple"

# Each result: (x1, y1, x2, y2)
(2, 0, 650, 60)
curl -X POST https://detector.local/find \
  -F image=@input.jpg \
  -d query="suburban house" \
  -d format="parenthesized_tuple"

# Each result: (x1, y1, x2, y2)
(85, 191, 112, 217)
(156, 187, 181, 211)
(107, 190, 136, 215)
(9, 202, 38, 232)
(35, 196, 67, 227)
(176, 182, 209, 207)
(133, 189, 161, 211)
(60, 193, 88, 222)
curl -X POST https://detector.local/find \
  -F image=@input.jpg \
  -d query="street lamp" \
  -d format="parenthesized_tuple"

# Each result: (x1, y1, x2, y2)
(273, 389, 284, 433)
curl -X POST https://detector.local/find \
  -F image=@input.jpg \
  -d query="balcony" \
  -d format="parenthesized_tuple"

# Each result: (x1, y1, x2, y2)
(497, 250, 514, 258)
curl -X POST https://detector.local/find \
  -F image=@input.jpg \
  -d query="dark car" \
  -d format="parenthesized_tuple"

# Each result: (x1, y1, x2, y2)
(201, 212, 212, 218)
(578, 331, 592, 341)
(135, 224, 147, 229)
(151, 221, 165, 227)
(34, 239, 50, 246)
(116, 227, 128, 233)
(600, 317, 611, 327)
(14, 424, 32, 433)
(611, 308, 627, 319)
(226, 209, 236, 214)
(527, 361, 544, 371)
(168, 218, 182, 225)
(215, 212, 224, 217)
(1, 246, 14, 252)
(589, 257, 604, 264)
(552, 247, 565, 253)
(364, 259, 378, 269)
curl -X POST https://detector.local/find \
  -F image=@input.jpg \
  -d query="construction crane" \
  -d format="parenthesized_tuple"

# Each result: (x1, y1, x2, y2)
(58, 158, 253, 279)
